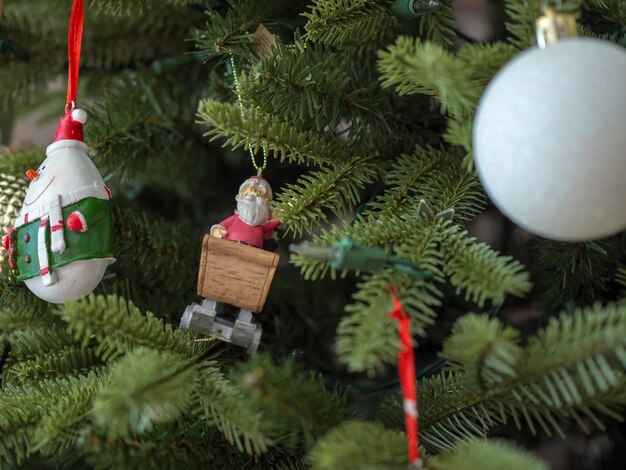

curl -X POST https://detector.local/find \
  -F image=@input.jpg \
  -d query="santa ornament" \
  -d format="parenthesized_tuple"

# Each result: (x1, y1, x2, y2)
(209, 176, 280, 247)
(180, 46, 283, 352)
(3, 0, 115, 303)
(180, 175, 281, 352)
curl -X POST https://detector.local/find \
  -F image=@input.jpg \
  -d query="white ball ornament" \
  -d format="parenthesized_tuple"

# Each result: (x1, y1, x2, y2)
(473, 37, 626, 241)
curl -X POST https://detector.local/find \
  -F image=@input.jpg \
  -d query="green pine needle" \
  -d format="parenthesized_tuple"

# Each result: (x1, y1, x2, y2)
(53, 295, 199, 360)
(302, 0, 397, 46)
(416, 0, 457, 48)
(307, 421, 406, 469)
(381, 303, 626, 451)
(440, 314, 522, 389)
(275, 157, 381, 236)
(92, 347, 197, 438)
(197, 99, 354, 165)
(378, 37, 481, 119)
(428, 440, 548, 470)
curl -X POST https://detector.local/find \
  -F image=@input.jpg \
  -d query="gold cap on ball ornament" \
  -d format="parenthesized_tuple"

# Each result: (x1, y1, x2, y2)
(535, 3, 578, 48)
(472, 0, 626, 241)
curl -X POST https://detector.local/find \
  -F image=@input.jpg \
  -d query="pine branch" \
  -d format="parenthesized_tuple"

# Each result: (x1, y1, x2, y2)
(0, 282, 54, 331)
(0, 2, 62, 110)
(197, 99, 353, 165)
(534, 240, 615, 310)
(107, 208, 201, 317)
(384, 304, 626, 451)
(0, 371, 104, 465)
(82, 420, 222, 469)
(87, 97, 176, 178)
(416, 0, 456, 48)
(294, 199, 527, 375)
(232, 354, 350, 449)
(32, 372, 105, 457)
(0, 268, 54, 347)
(438, 223, 532, 307)
(194, 354, 349, 455)
(0, 149, 43, 176)
(363, 146, 483, 219)
(84, 6, 204, 69)
(90, 0, 203, 16)
(580, 25, 626, 47)
(195, 1, 302, 61)
(237, 41, 393, 144)
(616, 265, 626, 289)
(0, 387, 42, 463)
(92, 347, 197, 438)
(3, 325, 74, 361)
(0, 322, 89, 385)
(0, 1, 204, 111)
(307, 421, 406, 469)
(440, 314, 522, 390)
(337, 221, 445, 374)
(583, 0, 626, 25)
(291, 210, 438, 280)
(456, 43, 519, 86)
(443, 118, 473, 168)
(503, 0, 541, 50)
(302, 0, 397, 46)
(428, 440, 548, 470)
(378, 37, 481, 119)
(53, 295, 201, 360)
(86, 68, 213, 199)
(365, 145, 485, 221)
(295, 210, 526, 312)
(6, 345, 103, 386)
(274, 157, 381, 237)
(192, 364, 275, 455)
(364, 149, 443, 214)
(195, 9, 258, 61)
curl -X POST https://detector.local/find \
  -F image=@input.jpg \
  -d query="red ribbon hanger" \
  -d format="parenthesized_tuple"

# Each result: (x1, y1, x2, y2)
(389, 286, 422, 469)
(66, 0, 84, 110)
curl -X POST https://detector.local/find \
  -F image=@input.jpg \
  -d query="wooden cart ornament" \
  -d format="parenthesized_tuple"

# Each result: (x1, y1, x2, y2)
(180, 235, 280, 352)
(197, 236, 279, 313)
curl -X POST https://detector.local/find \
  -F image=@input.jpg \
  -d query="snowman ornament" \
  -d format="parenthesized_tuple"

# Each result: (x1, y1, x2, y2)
(4, 109, 115, 303)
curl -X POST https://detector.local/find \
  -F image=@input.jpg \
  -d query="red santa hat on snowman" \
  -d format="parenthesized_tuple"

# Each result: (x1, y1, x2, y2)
(53, 108, 88, 143)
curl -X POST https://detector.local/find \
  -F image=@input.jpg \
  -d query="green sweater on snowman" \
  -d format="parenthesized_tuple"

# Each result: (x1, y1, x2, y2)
(10, 197, 115, 281)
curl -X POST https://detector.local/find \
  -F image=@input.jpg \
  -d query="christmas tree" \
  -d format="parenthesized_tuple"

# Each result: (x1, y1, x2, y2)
(1, 0, 626, 468)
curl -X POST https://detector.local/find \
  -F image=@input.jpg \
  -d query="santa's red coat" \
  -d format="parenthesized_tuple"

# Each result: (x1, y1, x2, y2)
(219, 214, 280, 248)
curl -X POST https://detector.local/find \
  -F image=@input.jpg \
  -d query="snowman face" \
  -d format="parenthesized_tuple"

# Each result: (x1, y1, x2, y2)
(23, 161, 55, 207)
(21, 142, 105, 213)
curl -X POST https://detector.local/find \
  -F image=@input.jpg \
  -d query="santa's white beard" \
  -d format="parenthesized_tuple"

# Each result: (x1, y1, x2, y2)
(237, 195, 270, 226)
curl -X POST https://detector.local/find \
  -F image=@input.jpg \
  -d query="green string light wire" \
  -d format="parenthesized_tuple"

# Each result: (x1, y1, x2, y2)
(229, 54, 267, 175)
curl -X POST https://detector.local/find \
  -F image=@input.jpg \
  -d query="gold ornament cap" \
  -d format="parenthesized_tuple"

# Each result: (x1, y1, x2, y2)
(536, 5, 578, 48)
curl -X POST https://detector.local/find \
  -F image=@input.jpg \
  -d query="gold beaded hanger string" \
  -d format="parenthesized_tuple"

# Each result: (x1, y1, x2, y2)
(229, 54, 267, 176)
